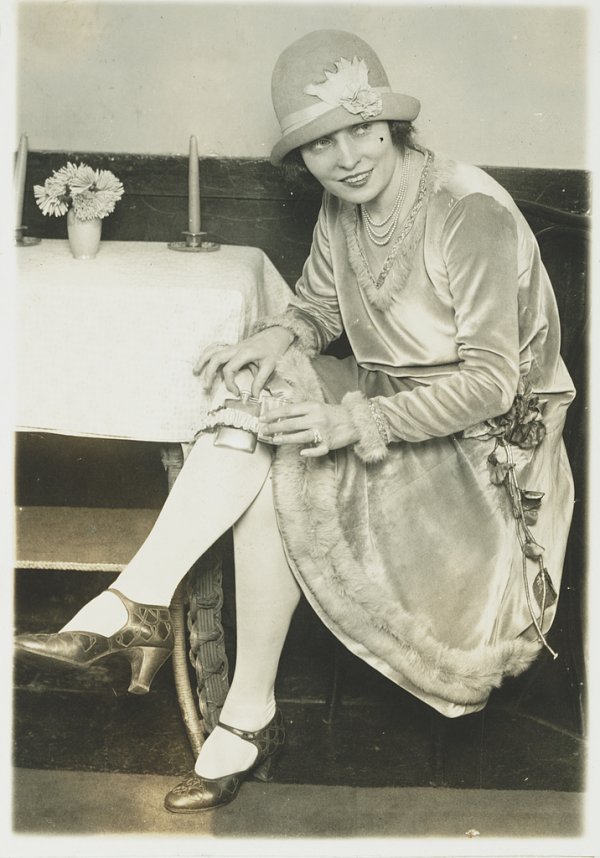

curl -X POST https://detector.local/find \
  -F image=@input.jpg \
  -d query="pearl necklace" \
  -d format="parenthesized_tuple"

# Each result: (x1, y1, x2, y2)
(361, 149, 411, 246)
(354, 149, 433, 291)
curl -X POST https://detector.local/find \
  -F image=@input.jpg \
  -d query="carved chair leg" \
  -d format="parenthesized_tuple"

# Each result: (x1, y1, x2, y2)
(159, 443, 230, 753)
(186, 543, 230, 734)
(168, 547, 231, 755)
(170, 583, 205, 756)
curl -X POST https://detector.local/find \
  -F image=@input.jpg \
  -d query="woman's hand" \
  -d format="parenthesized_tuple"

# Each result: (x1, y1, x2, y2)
(259, 400, 359, 458)
(194, 327, 294, 397)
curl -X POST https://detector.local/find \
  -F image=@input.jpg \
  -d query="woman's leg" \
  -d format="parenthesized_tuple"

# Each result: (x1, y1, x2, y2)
(61, 432, 273, 636)
(194, 471, 301, 779)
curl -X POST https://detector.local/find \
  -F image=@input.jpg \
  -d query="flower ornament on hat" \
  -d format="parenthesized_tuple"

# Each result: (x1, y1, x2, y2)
(304, 56, 383, 120)
(270, 29, 420, 165)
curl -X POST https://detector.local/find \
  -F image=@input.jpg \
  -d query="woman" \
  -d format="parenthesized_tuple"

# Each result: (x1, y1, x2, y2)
(15, 29, 575, 812)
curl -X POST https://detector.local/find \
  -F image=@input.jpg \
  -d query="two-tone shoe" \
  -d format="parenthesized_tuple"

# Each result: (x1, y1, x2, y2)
(164, 708, 285, 813)
(14, 588, 173, 694)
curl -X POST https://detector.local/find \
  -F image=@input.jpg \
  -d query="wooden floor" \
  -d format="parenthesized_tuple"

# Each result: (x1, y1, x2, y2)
(14, 566, 586, 792)
(12, 768, 586, 839)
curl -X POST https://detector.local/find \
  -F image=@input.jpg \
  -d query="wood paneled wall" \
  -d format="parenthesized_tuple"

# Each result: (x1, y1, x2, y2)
(21, 152, 590, 287)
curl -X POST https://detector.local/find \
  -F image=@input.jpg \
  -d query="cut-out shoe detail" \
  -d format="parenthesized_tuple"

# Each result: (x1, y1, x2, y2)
(164, 708, 285, 813)
(14, 588, 173, 694)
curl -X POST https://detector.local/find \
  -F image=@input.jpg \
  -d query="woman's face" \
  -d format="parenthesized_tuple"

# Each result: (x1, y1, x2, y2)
(300, 121, 399, 207)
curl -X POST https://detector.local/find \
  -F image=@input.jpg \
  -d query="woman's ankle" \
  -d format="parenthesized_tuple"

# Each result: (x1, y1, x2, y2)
(194, 726, 259, 779)
(193, 695, 277, 779)
(59, 590, 128, 637)
(108, 572, 173, 609)
(218, 695, 277, 733)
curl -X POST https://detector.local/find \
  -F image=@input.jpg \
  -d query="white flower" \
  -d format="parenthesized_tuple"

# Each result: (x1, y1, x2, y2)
(68, 164, 97, 196)
(94, 169, 124, 198)
(33, 179, 69, 217)
(304, 56, 383, 119)
(72, 190, 101, 221)
(34, 161, 124, 220)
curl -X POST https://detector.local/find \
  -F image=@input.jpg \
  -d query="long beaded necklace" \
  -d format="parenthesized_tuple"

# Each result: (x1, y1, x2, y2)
(360, 149, 411, 246)
(355, 149, 433, 291)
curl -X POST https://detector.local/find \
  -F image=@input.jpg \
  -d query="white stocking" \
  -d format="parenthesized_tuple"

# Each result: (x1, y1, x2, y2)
(194, 471, 301, 779)
(61, 432, 273, 635)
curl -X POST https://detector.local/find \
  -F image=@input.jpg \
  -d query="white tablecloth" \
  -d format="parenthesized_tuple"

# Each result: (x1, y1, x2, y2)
(16, 240, 292, 442)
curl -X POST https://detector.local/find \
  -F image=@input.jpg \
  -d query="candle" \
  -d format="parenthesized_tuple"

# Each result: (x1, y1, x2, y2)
(14, 133, 28, 229)
(188, 134, 201, 234)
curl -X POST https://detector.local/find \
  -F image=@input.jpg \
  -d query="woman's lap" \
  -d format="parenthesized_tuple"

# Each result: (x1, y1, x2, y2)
(269, 348, 574, 714)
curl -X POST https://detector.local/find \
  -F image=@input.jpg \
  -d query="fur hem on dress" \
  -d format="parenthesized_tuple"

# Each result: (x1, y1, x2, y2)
(342, 390, 389, 463)
(272, 347, 542, 708)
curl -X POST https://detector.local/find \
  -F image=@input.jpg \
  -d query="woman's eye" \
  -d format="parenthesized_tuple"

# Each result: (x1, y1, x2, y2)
(353, 123, 372, 136)
(309, 138, 331, 152)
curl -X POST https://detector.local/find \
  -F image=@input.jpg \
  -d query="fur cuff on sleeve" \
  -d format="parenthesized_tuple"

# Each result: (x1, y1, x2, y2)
(253, 313, 319, 356)
(342, 391, 390, 463)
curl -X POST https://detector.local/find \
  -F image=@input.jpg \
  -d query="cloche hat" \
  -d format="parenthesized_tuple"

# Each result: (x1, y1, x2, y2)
(270, 29, 420, 165)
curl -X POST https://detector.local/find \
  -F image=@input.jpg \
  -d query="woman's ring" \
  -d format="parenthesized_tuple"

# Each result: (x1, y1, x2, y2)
(312, 429, 324, 447)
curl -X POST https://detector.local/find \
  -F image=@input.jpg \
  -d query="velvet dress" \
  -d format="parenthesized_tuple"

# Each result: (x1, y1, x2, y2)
(254, 149, 575, 718)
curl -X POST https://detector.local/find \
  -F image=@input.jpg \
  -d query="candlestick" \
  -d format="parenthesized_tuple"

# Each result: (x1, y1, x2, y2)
(168, 134, 219, 252)
(14, 133, 28, 229)
(14, 133, 41, 246)
(188, 134, 201, 234)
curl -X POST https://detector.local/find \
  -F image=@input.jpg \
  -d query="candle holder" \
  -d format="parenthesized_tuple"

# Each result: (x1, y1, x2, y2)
(15, 225, 41, 247)
(168, 230, 220, 253)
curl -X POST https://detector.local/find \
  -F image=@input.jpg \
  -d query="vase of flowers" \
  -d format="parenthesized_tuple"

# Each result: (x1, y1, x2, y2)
(34, 162, 124, 259)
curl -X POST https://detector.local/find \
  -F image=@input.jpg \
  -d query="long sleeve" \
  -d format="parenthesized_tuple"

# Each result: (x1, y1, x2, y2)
(255, 195, 344, 355)
(375, 193, 521, 444)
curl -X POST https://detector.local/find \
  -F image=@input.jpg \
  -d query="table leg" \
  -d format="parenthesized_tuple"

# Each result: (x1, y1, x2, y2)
(159, 443, 185, 491)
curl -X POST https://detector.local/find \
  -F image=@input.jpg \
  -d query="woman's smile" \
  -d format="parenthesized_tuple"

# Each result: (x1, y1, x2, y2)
(300, 121, 403, 211)
(340, 169, 373, 188)
(339, 169, 373, 188)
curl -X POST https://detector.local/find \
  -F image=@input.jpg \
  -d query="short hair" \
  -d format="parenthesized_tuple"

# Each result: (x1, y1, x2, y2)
(280, 120, 416, 184)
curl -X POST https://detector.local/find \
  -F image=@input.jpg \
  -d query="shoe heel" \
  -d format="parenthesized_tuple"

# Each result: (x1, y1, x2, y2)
(125, 646, 172, 694)
(253, 750, 281, 783)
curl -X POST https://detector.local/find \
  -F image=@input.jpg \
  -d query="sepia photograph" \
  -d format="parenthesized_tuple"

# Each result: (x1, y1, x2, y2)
(2, 0, 596, 855)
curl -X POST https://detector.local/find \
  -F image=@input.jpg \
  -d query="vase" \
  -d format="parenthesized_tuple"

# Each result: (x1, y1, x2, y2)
(67, 209, 102, 259)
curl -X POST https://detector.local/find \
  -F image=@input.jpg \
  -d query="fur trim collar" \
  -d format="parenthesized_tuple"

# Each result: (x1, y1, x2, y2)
(340, 150, 455, 311)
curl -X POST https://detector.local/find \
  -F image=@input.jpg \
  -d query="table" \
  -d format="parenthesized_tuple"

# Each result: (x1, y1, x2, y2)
(15, 238, 293, 749)
(16, 238, 293, 566)
(16, 240, 292, 442)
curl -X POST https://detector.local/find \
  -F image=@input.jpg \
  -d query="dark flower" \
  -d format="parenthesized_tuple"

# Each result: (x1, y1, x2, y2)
(523, 541, 545, 560)
(487, 451, 511, 485)
(524, 509, 539, 526)
(533, 568, 557, 608)
(520, 490, 545, 510)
